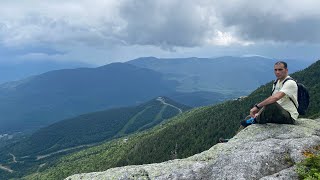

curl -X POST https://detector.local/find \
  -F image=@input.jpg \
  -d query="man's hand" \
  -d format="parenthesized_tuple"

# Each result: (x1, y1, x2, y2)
(250, 92, 285, 117)
(250, 107, 259, 117)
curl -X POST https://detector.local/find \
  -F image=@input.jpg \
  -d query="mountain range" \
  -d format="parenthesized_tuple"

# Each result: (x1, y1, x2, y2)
(0, 56, 312, 134)
(0, 60, 91, 84)
(0, 63, 179, 133)
(2, 59, 318, 179)
(128, 56, 311, 93)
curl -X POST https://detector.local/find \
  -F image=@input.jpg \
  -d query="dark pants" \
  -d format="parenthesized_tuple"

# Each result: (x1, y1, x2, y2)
(236, 102, 295, 134)
(256, 102, 295, 124)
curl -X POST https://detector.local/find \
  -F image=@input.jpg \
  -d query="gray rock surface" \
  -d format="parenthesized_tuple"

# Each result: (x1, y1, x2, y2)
(66, 118, 320, 180)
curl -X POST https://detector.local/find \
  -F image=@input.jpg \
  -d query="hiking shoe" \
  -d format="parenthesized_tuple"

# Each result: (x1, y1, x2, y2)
(240, 117, 256, 127)
(218, 138, 229, 143)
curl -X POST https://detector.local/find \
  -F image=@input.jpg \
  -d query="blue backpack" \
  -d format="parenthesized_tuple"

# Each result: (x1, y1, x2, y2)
(272, 77, 310, 115)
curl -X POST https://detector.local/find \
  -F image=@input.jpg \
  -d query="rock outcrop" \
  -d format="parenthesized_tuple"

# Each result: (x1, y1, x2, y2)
(66, 118, 320, 180)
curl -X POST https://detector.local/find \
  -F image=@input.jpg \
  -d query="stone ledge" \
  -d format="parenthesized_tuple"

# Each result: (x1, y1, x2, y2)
(66, 118, 320, 180)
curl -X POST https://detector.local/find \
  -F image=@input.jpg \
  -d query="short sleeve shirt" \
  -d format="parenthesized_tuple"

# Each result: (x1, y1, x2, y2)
(272, 76, 299, 120)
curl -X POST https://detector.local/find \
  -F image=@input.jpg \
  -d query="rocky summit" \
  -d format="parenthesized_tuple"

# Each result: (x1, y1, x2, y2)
(66, 118, 320, 180)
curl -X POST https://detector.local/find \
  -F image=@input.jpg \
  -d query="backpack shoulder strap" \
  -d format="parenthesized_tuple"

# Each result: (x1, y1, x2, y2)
(271, 77, 296, 95)
(271, 79, 278, 95)
(282, 77, 298, 110)
(282, 77, 295, 85)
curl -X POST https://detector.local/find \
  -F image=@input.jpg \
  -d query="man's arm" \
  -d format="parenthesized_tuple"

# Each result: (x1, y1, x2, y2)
(250, 92, 286, 117)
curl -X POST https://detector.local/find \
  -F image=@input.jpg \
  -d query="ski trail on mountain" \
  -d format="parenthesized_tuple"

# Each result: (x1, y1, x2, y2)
(36, 144, 95, 160)
(9, 153, 17, 163)
(0, 153, 17, 173)
(0, 164, 13, 173)
(32, 98, 182, 161)
(156, 97, 182, 113)
(116, 107, 152, 137)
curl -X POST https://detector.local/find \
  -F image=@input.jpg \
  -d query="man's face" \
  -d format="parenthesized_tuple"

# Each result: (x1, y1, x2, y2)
(274, 63, 288, 80)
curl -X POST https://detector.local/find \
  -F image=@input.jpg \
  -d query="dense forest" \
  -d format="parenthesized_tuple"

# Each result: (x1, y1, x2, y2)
(0, 97, 190, 179)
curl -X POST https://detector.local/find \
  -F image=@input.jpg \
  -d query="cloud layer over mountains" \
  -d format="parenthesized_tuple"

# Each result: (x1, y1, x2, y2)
(0, 0, 319, 64)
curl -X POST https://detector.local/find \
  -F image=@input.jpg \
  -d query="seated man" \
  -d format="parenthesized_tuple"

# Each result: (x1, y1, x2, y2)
(241, 61, 298, 127)
(218, 61, 298, 143)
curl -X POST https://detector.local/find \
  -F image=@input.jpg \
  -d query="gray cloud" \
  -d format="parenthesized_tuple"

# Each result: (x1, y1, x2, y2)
(0, 0, 125, 47)
(109, 0, 320, 47)
(214, 0, 320, 43)
(117, 0, 216, 48)
(0, 0, 222, 49)
(0, 0, 319, 65)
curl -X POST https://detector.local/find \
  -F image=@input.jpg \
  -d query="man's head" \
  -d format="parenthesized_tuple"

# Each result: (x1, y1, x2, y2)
(274, 61, 288, 80)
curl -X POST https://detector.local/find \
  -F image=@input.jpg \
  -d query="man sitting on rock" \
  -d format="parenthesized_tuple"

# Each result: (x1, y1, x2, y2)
(241, 61, 298, 127)
(219, 61, 299, 143)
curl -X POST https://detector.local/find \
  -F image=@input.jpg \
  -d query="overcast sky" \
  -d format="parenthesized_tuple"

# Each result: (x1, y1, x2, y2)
(0, 0, 319, 65)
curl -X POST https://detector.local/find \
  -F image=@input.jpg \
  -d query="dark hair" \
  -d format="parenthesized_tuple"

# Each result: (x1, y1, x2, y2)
(275, 61, 287, 69)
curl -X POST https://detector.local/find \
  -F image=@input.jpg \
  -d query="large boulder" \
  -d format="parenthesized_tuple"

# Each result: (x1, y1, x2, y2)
(66, 118, 320, 180)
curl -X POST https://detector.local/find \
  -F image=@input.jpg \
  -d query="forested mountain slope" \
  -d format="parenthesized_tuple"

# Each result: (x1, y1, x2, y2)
(24, 60, 320, 179)
(0, 97, 190, 179)
(0, 63, 178, 133)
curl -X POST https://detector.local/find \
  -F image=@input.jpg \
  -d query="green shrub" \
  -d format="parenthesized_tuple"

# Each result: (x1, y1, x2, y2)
(297, 149, 320, 180)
